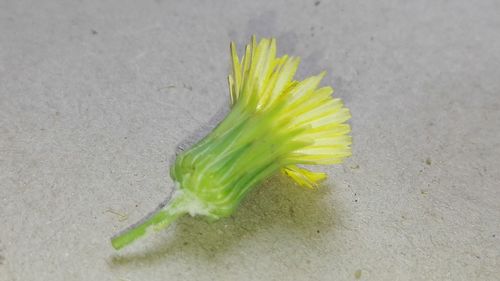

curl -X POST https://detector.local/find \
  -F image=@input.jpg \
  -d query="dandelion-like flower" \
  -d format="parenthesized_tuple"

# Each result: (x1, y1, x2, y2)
(111, 37, 352, 250)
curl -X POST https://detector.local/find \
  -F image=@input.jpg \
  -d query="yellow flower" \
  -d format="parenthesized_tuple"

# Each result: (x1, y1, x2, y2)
(111, 36, 352, 250)
(228, 36, 352, 188)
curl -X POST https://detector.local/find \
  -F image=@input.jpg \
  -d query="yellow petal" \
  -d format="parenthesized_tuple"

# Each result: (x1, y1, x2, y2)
(281, 165, 327, 189)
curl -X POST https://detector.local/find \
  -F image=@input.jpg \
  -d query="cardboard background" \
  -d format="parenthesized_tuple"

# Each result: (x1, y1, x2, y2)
(1, 1, 499, 280)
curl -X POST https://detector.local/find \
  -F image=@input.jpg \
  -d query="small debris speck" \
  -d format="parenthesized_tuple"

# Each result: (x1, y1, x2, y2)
(314, 1, 320, 6)
(183, 83, 193, 91)
(425, 158, 432, 165)
(104, 209, 128, 222)
(91, 29, 98, 35)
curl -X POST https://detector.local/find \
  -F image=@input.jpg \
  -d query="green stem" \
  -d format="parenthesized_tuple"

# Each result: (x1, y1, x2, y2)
(111, 191, 187, 250)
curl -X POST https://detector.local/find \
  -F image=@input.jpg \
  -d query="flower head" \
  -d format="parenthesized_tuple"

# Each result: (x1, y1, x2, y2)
(111, 37, 351, 250)
(228, 37, 352, 188)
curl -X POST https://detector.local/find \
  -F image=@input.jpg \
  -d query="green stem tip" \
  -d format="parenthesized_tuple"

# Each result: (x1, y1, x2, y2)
(111, 192, 187, 250)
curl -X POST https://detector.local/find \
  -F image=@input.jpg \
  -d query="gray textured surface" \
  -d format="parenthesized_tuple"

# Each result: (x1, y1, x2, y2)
(1, 0, 499, 280)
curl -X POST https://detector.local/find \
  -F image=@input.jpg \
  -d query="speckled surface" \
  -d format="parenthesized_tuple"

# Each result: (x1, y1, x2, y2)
(1, 1, 499, 280)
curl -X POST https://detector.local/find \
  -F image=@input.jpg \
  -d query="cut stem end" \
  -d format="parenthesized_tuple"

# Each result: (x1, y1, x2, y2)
(110, 192, 187, 250)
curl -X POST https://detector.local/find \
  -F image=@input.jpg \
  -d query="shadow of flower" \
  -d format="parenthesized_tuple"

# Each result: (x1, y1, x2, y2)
(109, 173, 345, 267)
